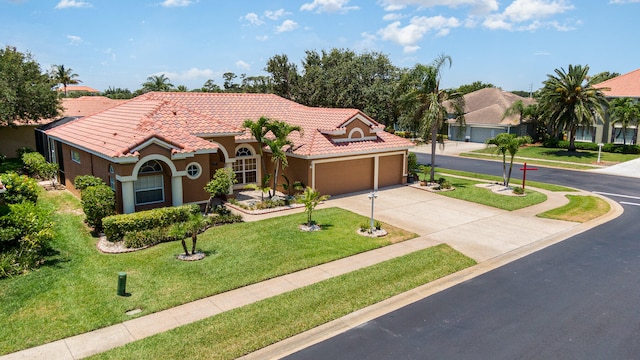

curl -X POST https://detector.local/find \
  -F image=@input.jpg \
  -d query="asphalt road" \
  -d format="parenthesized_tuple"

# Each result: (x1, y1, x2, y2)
(286, 156, 640, 360)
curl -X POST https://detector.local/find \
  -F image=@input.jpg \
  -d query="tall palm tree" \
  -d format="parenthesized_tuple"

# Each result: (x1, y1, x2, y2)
(242, 116, 272, 181)
(539, 64, 608, 151)
(51, 64, 82, 97)
(609, 97, 640, 145)
(265, 120, 301, 197)
(141, 74, 174, 92)
(399, 54, 465, 182)
(486, 133, 531, 187)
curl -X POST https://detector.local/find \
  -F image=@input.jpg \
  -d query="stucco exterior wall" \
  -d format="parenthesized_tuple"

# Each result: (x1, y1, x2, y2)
(0, 126, 38, 158)
(182, 153, 212, 204)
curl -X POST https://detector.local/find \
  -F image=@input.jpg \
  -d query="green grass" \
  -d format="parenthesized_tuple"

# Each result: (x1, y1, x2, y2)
(463, 145, 639, 170)
(0, 190, 416, 355)
(90, 244, 475, 360)
(434, 176, 547, 211)
(537, 195, 611, 222)
(435, 168, 577, 192)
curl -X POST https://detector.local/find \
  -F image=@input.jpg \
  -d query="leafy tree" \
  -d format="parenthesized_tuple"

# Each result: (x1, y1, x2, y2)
(265, 54, 299, 99)
(141, 74, 174, 92)
(175, 85, 189, 92)
(486, 133, 531, 187)
(298, 186, 329, 227)
(200, 79, 222, 93)
(399, 54, 465, 182)
(589, 71, 620, 85)
(241, 75, 272, 93)
(502, 99, 540, 137)
(50, 64, 82, 97)
(454, 81, 495, 95)
(0, 46, 61, 127)
(222, 72, 241, 92)
(204, 168, 237, 213)
(539, 64, 608, 151)
(265, 120, 301, 197)
(609, 97, 640, 144)
(102, 86, 134, 99)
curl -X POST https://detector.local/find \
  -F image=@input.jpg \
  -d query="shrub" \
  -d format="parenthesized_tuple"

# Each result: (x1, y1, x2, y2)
(602, 143, 640, 154)
(0, 172, 39, 204)
(513, 187, 525, 195)
(0, 201, 54, 278)
(359, 223, 369, 232)
(374, 220, 382, 231)
(542, 138, 560, 148)
(209, 213, 243, 226)
(81, 184, 115, 232)
(204, 168, 237, 198)
(214, 204, 232, 216)
(0, 153, 6, 164)
(440, 180, 452, 189)
(102, 204, 200, 241)
(123, 226, 174, 249)
(407, 152, 418, 178)
(21, 152, 58, 181)
(74, 175, 106, 191)
(15, 147, 34, 159)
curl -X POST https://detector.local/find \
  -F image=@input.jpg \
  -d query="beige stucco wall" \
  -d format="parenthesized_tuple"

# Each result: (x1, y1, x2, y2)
(0, 126, 38, 158)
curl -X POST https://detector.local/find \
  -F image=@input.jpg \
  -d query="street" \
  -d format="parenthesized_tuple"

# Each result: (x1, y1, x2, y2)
(286, 156, 640, 359)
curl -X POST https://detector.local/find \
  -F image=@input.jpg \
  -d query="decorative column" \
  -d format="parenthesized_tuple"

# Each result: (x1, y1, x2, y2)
(172, 175, 183, 206)
(121, 181, 135, 214)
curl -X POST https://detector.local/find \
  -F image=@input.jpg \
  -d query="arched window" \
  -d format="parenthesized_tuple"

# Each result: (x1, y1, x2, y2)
(135, 160, 164, 205)
(232, 147, 257, 184)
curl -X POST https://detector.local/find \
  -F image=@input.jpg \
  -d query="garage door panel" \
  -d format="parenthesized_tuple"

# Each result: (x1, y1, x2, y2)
(316, 158, 374, 195)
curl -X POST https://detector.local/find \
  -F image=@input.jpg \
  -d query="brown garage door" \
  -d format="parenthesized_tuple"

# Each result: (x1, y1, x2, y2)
(378, 154, 404, 188)
(315, 157, 374, 195)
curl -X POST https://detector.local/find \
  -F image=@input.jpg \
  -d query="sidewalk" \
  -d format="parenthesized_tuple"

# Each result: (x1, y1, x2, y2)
(1, 184, 623, 360)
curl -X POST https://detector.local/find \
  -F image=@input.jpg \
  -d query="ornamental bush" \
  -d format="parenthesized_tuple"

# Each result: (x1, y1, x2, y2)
(73, 175, 106, 191)
(0, 201, 54, 278)
(102, 204, 200, 241)
(81, 184, 115, 232)
(0, 172, 39, 204)
(22, 152, 58, 181)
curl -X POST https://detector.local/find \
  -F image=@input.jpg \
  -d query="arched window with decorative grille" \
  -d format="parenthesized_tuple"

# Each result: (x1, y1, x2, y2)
(135, 160, 164, 205)
(232, 146, 257, 184)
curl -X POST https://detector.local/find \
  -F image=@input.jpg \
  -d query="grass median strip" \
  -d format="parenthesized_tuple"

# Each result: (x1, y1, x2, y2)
(435, 168, 577, 192)
(537, 195, 611, 222)
(459, 153, 596, 170)
(0, 190, 416, 355)
(90, 244, 475, 360)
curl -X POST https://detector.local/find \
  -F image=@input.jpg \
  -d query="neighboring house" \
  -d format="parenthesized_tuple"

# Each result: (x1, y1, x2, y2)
(0, 96, 123, 158)
(447, 88, 536, 143)
(594, 69, 640, 144)
(45, 92, 414, 214)
(55, 86, 100, 95)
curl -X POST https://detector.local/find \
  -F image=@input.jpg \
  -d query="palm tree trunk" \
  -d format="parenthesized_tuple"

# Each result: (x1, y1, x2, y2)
(568, 126, 576, 151)
(502, 153, 507, 186)
(181, 239, 189, 256)
(430, 121, 437, 182)
(507, 155, 515, 187)
(271, 160, 280, 198)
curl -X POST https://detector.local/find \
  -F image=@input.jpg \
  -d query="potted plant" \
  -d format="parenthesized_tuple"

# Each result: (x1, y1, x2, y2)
(407, 152, 418, 183)
(418, 165, 430, 186)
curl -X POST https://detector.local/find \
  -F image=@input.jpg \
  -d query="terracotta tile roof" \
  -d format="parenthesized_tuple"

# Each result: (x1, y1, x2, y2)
(46, 92, 413, 161)
(594, 69, 640, 98)
(61, 96, 127, 117)
(447, 88, 536, 126)
(56, 86, 100, 93)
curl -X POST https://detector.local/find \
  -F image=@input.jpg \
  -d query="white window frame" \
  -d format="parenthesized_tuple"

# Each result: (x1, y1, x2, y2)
(233, 146, 258, 185)
(134, 160, 164, 205)
(186, 162, 202, 180)
(71, 150, 81, 164)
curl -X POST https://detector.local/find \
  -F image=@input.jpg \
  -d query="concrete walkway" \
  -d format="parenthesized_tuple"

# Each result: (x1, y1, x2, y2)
(1, 183, 623, 360)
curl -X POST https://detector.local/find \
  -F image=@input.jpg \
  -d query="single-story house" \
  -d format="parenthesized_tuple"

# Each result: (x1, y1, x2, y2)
(44, 92, 414, 213)
(593, 69, 640, 144)
(56, 86, 101, 95)
(447, 88, 536, 143)
(0, 96, 124, 158)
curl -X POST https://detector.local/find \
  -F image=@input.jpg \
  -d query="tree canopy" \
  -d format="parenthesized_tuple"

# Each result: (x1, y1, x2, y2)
(0, 46, 61, 127)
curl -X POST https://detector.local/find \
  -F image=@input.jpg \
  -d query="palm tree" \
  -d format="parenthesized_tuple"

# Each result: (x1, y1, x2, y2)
(299, 186, 329, 227)
(609, 98, 640, 145)
(399, 54, 465, 182)
(242, 116, 272, 181)
(141, 74, 174, 92)
(265, 120, 301, 197)
(51, 64, 82, 97)
(539, 64, 608, 151)
(486, 133, 531, 187)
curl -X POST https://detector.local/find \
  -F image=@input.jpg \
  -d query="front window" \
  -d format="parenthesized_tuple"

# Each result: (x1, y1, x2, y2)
(135, 160, 164, 205)
(233, 147, 257, 184)
(186, 162, 202, 179)
(71, 150, 81, 164)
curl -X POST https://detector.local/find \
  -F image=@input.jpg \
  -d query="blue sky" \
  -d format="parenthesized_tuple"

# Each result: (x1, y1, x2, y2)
(2, 0, 639, 93)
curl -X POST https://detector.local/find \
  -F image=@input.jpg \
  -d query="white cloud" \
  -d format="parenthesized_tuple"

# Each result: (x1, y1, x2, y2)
(300, 0, 359, 13)
(66, 35, 83, 45)
(264, 9, 290, 20)
(158, 68, 215, 82)
(244, 12, 264, 25)
(161, 0, 193, 7)
(276, 19, 299, 33)
(609, 0, 640, 3)
(378, 15, 460, 52)
(502, 0, 573, 22)
(55, 0, 92, 9)
(383, 13, 404, 21)
(379, 0, 498, 15)
(235, 60, 251, 70)
(256, 35, 269, 41)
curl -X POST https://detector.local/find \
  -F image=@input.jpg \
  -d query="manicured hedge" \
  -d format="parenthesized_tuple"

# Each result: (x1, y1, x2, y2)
(0, 172, 39, 204)
(81, 184, 115, 232)
(542, 138, 640, 154)
(103, 204, 201, 241)
(73, 175, 106, 191)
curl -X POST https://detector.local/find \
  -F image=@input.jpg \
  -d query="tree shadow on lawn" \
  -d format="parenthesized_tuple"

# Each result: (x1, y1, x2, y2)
(540, 149, 596, 159)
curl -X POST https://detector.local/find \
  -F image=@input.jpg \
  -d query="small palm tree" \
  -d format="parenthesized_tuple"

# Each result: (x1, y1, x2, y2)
(265, 120, 301, 197)
(51, 64, 82, 96)
(299, 187, 329, 227)
(609, 98, 640, 145)
(486, 133, 531, 187)
(539, 64, 608, 151)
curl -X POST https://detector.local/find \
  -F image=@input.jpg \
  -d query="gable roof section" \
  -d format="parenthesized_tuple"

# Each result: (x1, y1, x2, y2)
(47, 92, 413, 161)
(56, 86, 100, 93)
(61, 96, 127, 117)
(449, 88, 536, 126)
(594, 69, 640, 98)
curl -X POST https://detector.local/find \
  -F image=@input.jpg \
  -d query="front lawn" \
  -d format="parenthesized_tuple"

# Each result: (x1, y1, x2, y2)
(435, 168, 577, 192)
(91, 244, 475, 360)
(537, 195, 611, 222)
(0, 190, 416, 355)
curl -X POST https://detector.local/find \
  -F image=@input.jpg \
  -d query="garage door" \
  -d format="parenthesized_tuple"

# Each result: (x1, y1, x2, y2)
(315, 158, 374, 195)
(471, 127, 506, 143)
